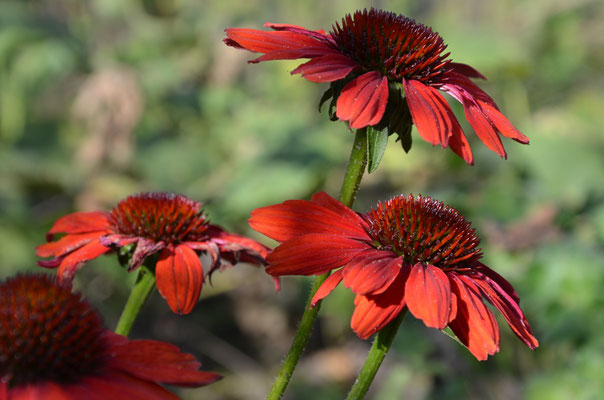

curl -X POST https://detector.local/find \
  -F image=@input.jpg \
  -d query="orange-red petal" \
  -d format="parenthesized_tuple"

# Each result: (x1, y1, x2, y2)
(310, 269, 344, 307)
(45, 211, 112, 241)
(404, 263, 453, 329)
(265, 233, 369, 276)
(342, 251, 401, 295)
(155, 245, 204, 315)
(56, 239, 112, 281)
(449, 274, 500, 361)
(291, 54, 357, 82)
(36, 231, 106, 258)
(336, 71, 389, 129)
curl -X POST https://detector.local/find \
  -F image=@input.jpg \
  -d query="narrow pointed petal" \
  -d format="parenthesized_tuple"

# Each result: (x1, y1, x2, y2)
(45, 211, 112, 241)
(56, 240, 112, 281)
(311, 269, 344, 307)
(264, 23, 329, 40)
(291, 54, 357, 82)
(155, 245, 204, 315)
(449, 274, 500, 361)
(250, 197, 369, 243)
(405, 263, 453, 329)
(36, 231, 106, 258)
(478, 100, 530, 143)
(266, 234, 369, 276)
(336, 71, 389, 129)
(342, 251, 401, 295)
(463, 101, 507, 158)
(403, 79, 456, 147)
(449, 62, 487, 80)
(473, 273, 539, 349)
(105, 332, 222, 386)
(211, 231, 270, 260)
(350, 266, 410, 339)
(447, 124, 474, 164)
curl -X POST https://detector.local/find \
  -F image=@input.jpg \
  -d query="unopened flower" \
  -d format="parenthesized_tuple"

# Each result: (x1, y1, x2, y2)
(0, 274, 220, 399)
(36, 192, 274, 314)
(249, 192, 538, 360)
(225, 8, 529, 164)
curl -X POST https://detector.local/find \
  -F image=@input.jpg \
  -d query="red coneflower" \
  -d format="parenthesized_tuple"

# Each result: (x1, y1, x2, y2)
(225, 8, 529, 164)
(36, 192, 273, 315)
(249, 192, 538, 360)
(0, 274, 221, 400)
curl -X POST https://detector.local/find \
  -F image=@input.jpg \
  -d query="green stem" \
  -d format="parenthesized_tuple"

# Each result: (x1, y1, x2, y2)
(114, 266, 156, 336)
(266, 128, 368, 400)
(346, 310, 407, 400)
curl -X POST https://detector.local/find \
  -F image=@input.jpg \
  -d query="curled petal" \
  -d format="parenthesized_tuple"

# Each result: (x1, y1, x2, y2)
(310, 269, 344, 307)
(56, 240, 112, 281)
(449, 274, 500, 361)
(342, 251, 401, 295)
(266, 234, 369, 276)
(45, 211, 112, 241)
(36, 231, 106, 258)
(405, 263, 453, 329)
(336, 71, 389, 129)
(129, 238, 165, 271)
(155, 245, 204, 315)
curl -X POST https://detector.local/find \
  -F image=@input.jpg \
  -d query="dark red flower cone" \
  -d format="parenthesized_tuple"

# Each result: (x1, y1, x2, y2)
(36, 192, 274, 314)
(225, 8, 530, 164)
(250, 192, 538, 360)
(0, 274, 220, 399)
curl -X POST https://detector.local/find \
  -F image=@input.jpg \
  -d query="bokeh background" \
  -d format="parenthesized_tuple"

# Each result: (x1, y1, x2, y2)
(1, 0, 603, 399)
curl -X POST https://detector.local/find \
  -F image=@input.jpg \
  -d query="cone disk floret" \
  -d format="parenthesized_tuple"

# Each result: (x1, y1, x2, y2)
(330, 8, 452, 83)
(109, 193, 209, 243)
(364, 195, 482, 270)
(0, 274, 106, 387)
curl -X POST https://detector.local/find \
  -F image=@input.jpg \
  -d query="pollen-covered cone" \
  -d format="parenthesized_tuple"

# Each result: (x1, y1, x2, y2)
(225, 8, 530, 164)
(36, 192, 274, 314)
(0, 274, 221, 400)
(249, 192, 538, 360)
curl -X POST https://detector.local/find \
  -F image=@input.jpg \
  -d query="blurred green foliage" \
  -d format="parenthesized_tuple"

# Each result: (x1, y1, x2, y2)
(1, 0, 603, 399)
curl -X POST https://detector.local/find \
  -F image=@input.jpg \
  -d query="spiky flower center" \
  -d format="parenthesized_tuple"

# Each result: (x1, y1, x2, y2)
(330, 8, 452, 83)
(109, 193, 209, 243)
(0, 274, 107, 387)
(364, 195, 481, 270)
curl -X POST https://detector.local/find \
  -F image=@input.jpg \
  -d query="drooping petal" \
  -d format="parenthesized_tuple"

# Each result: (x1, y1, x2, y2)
(56, 240, 112, 281)
(265, 234, 369, 276)
(249, 196, 369, 243)
(155, 245, 204, 315)
(447, 124, 474, 165)
(478, 100, 530, 143)
(209, 230, 270, 261)
(336, 71, 389, 129)
(449, 274, 500, 361)
(403, 79, 456, 147)
(449, 62, 487, 80)
(75, 371, 179, 400)
(350, 266, 410, 339)
(473, 262, 520, 302)
(310, 269, 344, 307)
(342, 251, 401, 295)
(36, 231, 106, 258)
(291, 54, 358, 82)
(129, 238, 165, 271)
(105, 332, 222, 387)
(404, 263, 453, 329)
(463, 101, 507, 158)
(472, 272, 539, 349)
(45, 211, 112, 241)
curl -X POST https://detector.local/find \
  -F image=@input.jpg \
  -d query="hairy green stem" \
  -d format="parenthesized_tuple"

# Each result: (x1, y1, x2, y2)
(266, 128, 368, 399)
(114, 265, 156, 336)
(346, 310, 407, 400)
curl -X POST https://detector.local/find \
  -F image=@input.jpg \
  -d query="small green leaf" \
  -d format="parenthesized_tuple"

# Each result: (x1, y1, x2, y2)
(399, 125, 413, 153)
(367, 127, 389, 173)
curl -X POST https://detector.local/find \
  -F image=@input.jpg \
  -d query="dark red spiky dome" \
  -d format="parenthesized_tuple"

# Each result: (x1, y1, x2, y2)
(364, 195, 482, 270)
(109, 193, 209, 243)
(0, 274, 106, 387)
(330, 9, 452, 83)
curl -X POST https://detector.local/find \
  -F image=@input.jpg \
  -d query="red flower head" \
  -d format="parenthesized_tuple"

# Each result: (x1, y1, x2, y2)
(249, 192, 538, 360)
(0, 274, 221, 399)
(225, 8, 529, 164)
(36, 192, 274, 314)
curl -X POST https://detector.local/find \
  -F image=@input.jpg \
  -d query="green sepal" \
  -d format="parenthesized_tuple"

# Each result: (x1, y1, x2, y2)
(117, 243, 136, 268)
(366, 126, 389, 173)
